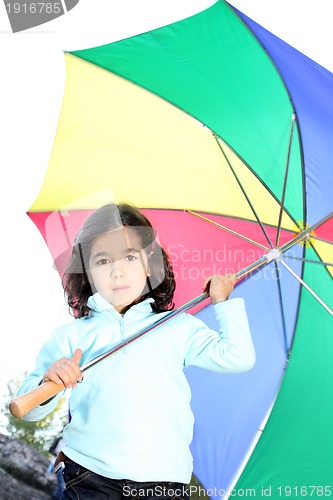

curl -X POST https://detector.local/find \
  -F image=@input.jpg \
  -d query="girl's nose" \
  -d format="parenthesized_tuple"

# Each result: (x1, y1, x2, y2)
(110, 260, 124, 278)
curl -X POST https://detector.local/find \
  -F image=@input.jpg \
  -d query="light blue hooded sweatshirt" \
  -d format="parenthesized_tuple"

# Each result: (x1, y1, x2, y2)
(17, 294, 255, 483)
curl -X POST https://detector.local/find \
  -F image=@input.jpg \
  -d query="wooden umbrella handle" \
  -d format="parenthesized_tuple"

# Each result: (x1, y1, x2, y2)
(9, 380, 65, 419)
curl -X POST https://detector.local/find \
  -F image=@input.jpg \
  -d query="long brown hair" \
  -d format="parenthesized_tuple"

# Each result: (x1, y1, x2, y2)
(62, 203, 175, 317)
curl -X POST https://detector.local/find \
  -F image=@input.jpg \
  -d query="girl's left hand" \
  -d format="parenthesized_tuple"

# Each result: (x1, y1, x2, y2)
(203, 273, 237, 303)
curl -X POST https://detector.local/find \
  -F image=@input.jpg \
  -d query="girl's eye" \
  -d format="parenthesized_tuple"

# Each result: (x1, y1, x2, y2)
(96, 258, 110, 265)
(125, 254, 138, 262)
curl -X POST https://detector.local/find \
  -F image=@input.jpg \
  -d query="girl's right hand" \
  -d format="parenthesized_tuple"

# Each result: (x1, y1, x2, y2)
(43, 348, 83, 388)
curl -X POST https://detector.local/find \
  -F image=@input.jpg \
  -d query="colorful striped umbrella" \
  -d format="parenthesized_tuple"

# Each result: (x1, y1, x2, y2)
(27, 1, 333, 495)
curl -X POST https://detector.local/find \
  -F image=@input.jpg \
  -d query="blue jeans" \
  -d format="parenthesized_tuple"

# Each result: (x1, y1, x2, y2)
(52, 467, 65, 499)
(61, 456, 189, 500)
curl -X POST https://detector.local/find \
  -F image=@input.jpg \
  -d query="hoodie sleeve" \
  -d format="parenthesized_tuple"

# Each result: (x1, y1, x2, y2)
(15, 325, 74, 422)
(183, 298, 255, 372)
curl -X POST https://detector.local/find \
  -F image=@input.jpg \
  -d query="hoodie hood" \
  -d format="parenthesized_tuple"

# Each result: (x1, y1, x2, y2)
(87, 292, 155, 320)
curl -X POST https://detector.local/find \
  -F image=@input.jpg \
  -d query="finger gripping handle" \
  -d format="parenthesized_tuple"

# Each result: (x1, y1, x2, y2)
(9, 380, 65, 419)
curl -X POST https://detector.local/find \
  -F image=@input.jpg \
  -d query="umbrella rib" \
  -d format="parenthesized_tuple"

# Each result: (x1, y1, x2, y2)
(276, 113, 296, 247)
(59, 212, 73, 249)
(278, 212, 333, 253)
(213, 134, 274, 249)
(186, 210, 269, 251)
(279, 259, 333, 316)
(284, 254, 333, 268)
(274, 261, 289, 354)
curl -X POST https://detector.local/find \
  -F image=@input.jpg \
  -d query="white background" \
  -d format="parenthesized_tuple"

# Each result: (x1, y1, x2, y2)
(0, 0, 332, 405)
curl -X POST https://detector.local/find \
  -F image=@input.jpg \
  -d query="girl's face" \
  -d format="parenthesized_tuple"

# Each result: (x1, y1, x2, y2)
(88, 227, 150, 313)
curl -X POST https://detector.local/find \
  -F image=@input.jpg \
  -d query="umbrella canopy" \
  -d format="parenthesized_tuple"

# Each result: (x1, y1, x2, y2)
(27, 0, 333, 495)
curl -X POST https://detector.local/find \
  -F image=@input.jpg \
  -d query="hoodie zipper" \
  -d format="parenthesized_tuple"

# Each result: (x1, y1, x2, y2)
(120, 316, 127, 355)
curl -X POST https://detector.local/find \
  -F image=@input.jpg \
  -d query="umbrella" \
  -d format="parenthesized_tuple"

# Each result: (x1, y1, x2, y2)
(13, 0, 333, 495)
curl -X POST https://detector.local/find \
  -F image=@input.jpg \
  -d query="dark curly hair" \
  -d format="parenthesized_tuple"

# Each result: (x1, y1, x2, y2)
(62, 203, 175, 317)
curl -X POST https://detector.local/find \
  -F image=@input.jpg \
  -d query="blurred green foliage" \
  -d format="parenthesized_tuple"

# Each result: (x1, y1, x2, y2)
(0, 373, 68, 455)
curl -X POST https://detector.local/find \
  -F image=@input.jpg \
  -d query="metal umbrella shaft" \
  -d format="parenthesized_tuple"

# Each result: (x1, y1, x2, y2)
(82, 256, 266, 373)
(8, 235, 272, 419)
(81, 214, 332, 374)
(9, 216, 330, 419)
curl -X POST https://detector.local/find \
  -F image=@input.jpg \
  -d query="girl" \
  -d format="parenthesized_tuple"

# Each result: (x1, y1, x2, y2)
(17, 202, 255, 499)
